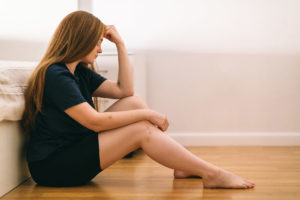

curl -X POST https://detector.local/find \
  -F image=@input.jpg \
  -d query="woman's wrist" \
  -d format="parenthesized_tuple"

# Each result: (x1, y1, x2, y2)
(142, 108, 152, 121)
(116, 41, 125, 48)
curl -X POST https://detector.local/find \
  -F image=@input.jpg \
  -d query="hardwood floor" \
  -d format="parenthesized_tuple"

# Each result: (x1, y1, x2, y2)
(2, 147, 300, 200)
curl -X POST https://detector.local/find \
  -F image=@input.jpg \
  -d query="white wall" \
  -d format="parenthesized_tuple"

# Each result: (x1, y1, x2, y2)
(0, 0, 77, 61)
(0, 0, 77, 42)
(93, 0, 300, 54)
(146, 51, 300, 133)
(92, 0, 300, 136)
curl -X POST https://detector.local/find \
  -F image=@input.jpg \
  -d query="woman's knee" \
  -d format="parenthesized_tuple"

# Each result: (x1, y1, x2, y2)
(132, 120, 154, 134)
(133, 120, 159, 144)
(99, 120, 155, 143)
(122, 95, 148, 109)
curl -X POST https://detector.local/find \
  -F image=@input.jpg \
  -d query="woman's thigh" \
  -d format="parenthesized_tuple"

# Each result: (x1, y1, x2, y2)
(98, 120, 155, 170)
(98, 95, 153, 169)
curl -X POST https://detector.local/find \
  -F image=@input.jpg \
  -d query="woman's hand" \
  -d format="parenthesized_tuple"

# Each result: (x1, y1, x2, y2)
(104, 25, 124, 46)
(146, 109, 169, 132)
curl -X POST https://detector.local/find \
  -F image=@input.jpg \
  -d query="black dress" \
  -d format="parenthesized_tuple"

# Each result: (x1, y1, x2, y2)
(27, 62, 107, 187)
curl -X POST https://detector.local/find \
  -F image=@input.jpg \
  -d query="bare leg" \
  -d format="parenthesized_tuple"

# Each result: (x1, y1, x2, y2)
(98, 95, 255, 189)
(144, 127, 255, 188)
(102, 95, 196, 178)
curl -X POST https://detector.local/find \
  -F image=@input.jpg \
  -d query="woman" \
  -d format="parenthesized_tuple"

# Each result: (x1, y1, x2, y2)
(22, 10, 255, 189)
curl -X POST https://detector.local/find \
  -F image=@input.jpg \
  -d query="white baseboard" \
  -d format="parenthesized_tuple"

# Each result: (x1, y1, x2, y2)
(168, 132, 300, 146)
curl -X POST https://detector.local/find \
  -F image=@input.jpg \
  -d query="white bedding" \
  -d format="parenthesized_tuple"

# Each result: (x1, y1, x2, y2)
(0, 60, 37, 122)
(0, 120, 30, 197)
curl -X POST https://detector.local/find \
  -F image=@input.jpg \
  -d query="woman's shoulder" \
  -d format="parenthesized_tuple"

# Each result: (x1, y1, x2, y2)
(76, 64, 95, 77)
(77, 63, 92, 72)
(47, 62, 68, 74)
(45, 63, 73, 81)
(46, 62, 73, 76)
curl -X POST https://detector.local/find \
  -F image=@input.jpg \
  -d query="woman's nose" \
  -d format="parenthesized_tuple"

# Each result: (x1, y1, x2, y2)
(97, 46, 102, 53)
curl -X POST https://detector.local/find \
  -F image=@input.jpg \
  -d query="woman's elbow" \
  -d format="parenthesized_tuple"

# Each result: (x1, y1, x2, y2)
(89, 123, 102, 133)
(123, 90, 135, 98)
(87, 114, 103, 132)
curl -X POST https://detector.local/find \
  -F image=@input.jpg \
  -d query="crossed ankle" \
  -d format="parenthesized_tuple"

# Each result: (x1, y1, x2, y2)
(202, 167, 221, 180)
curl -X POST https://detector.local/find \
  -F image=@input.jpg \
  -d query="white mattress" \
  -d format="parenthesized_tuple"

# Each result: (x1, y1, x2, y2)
(0, 60, 37, 122)
(0, 120, 30, 197)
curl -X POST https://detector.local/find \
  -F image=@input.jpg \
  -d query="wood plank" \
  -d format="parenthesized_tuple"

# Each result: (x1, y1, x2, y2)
(2, 147, 300, 200)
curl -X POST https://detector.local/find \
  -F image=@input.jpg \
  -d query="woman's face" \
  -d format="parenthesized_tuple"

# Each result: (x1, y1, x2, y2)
(81, 37, 103, 64)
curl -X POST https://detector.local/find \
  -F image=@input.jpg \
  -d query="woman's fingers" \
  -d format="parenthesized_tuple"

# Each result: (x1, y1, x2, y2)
(161, 116, 169, 132)
(103, 25, 123, 45)
(104, 25, 114, 37)
(104, 26, 112, 37)
(165, 118, 169, 132)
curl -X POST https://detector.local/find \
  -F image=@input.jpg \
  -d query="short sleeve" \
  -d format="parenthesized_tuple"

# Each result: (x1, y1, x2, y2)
(45, 64, 87, 111)
(87, 68, 107, 94)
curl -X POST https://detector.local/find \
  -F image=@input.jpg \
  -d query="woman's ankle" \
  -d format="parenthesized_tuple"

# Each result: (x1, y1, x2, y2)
(202, 167, 221, 180)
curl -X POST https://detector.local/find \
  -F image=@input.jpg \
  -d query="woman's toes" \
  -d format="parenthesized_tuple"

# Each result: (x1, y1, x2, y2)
(245, 180, 255, 187)
(234, 184, 247, 189)
(246, 182, 254, 188)
(203, 169, 256, 189)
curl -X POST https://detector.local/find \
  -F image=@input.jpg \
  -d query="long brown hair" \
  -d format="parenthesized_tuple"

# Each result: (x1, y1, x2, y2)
(22, 10, 105, 135)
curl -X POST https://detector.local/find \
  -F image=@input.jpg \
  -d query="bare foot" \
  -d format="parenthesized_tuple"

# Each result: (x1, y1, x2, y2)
(174, 170, 202, 179)
(203, 168, 255, 189)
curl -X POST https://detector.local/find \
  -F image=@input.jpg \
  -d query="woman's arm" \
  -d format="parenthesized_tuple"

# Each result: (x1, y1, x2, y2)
(65, 102, 169, 132)
(91, 42, 134, 99)
(96, 109, 150, 132)
(116, 43, 134, 96)
(104, 25, 134, 96)
(65, 102, 149, 132)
